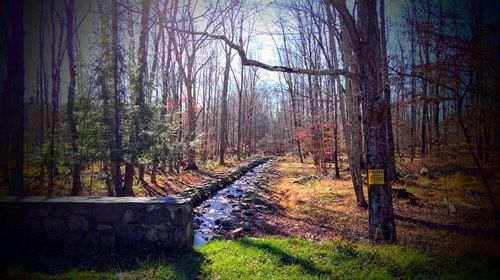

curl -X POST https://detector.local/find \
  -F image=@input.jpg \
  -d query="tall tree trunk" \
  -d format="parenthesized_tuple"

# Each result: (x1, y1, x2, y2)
(219, 50, 231, 165)
(111, 0, 124, 195)
(151, 159, 158, 184)
(4, 0, 24, 195)
(123, 162, 135, 196)
(326, 4, 366, 207)
(357, 0, 397, 243)
(409, 0, 417, 162)
(379, 0, 397, 181)
(135, 0, 150, 182)
(66, 0, 82, 196)
(331, 0, 397, 243)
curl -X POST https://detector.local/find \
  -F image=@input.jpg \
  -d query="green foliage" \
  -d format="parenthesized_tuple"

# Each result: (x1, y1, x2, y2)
(2, 237, 498, 279)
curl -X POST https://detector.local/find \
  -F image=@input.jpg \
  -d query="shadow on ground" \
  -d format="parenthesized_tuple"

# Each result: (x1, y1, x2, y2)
(0, 243, 204, 278)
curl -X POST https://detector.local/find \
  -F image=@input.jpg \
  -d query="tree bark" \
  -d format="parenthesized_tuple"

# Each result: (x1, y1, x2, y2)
(219, 50, 231, 165)
(111, 0, 124, 195)
(379, 0, 397, 181)
(4, 0, 24, 195)
(65, 0, 82, 196)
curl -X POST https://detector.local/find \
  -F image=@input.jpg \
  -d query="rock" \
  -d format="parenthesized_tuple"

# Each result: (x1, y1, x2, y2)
(461, 202, 480, 210)
(221, 217, 236, 230)
(158, 230, 169, 242)
(227, 194, 235, 199)
(242, 210, 255, 216)
(43, 217, 67, 234)
(29, 207, 51, 217)
(92, 205, 124, 223)
(114, 224, 144, 240)
(68, 215, 89, 231)
(82, 231, 100, 247)
(243, 222, 252, 231)
(122, 209, 136, 223)
(144, 206, 170, 224)
(100, 235, 116, 247)
(96, 223, 113, 233)
(240, 202, 250, 209)
(64, 232, 83, 244)
(146, 228, 158, 242)
(231, 227, 244, 238)
(420, 167, 429, 176)
(443, 198, 458, 214)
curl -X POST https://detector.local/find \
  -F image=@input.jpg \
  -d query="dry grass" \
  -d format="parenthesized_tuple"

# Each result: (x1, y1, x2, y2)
(0, 156, 256, 197)
(253, 155, 500, 258)
(254, 156, 368, 242)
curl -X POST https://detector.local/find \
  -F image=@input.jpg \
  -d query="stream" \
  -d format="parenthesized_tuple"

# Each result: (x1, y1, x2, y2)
(193, 163, 267, 246)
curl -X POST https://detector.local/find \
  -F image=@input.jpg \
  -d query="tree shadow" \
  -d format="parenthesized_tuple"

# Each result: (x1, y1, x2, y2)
(194, 169, 221, 179)
(145, 183, 164, 197)
(395, 214, 500, 238)
(237, 238, 332, 277)
(154, 183, 177, 196)
(0, 244, 204, 278)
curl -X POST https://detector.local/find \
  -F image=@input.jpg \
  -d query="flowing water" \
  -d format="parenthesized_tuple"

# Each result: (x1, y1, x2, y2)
(193, 163, 267, 246)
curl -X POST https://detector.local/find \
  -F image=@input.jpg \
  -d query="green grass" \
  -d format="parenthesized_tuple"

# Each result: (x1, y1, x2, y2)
(2, 237, 498, 279)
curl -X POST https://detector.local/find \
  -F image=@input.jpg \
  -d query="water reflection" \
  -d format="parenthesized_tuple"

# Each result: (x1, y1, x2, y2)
(193, 164, 266, 246)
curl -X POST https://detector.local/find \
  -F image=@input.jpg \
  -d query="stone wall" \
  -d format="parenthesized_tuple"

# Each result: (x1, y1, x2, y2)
(178, 157, 271, 207)
(0, 196, 193, 249)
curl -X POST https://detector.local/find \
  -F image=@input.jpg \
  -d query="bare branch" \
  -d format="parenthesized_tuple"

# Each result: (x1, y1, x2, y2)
(163, 25, 360, 80)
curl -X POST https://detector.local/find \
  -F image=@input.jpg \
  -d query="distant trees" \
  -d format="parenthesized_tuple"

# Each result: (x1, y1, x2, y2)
(1, 0, 24, 195)
(4, 0, 497, 241)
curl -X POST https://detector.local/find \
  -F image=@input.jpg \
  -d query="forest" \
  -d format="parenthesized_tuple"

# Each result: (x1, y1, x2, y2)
(0, 0, 499, 279)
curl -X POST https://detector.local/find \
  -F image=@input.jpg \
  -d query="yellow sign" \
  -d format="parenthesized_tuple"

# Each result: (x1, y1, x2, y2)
(368, 169, 384, 185)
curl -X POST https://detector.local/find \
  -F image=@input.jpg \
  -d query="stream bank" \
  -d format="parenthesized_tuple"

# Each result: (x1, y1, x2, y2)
(190, 158, 278, 246)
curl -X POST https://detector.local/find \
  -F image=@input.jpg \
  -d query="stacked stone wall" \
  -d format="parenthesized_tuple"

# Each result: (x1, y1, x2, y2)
(0, 197, 193, 249)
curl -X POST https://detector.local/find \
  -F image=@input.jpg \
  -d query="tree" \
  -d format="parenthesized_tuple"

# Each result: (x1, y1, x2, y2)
(2, 0, 24, 195)
(111, 0, 128, 195)
(135, 0, 151, 184)
(65, 0, 82, 196)
(166, 0, 397, 243)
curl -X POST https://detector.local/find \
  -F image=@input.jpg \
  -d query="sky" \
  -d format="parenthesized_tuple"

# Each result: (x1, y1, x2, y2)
(19, 0, 499, 104)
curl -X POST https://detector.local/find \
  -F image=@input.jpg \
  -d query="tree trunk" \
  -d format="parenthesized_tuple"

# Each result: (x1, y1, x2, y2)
(66, 0, 82, 196)
(122, 162, 135, 196)
(356, 0, 397, 243)
(379, 0, 397, 181)
(111, 0, 123, 195)
(151, 160, 158, 184)
(4, 0, 24, 195)
(135, 0, 150, 182)
(219, 50, 231, 165)
(326, 4, 366, 207)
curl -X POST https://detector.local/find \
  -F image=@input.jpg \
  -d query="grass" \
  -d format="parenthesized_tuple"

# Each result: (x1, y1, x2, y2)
(2, 237, 498, 279)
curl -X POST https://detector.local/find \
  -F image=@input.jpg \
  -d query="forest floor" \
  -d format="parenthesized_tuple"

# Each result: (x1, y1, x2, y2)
(247, 156, 500, 258)
(1, 155, 500, 279)
(0, 156, 258, 197)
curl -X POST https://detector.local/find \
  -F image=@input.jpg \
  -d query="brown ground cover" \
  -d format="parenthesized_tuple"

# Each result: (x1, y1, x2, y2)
(250, 156, 500, 258)
(0, 157, 255, 197)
